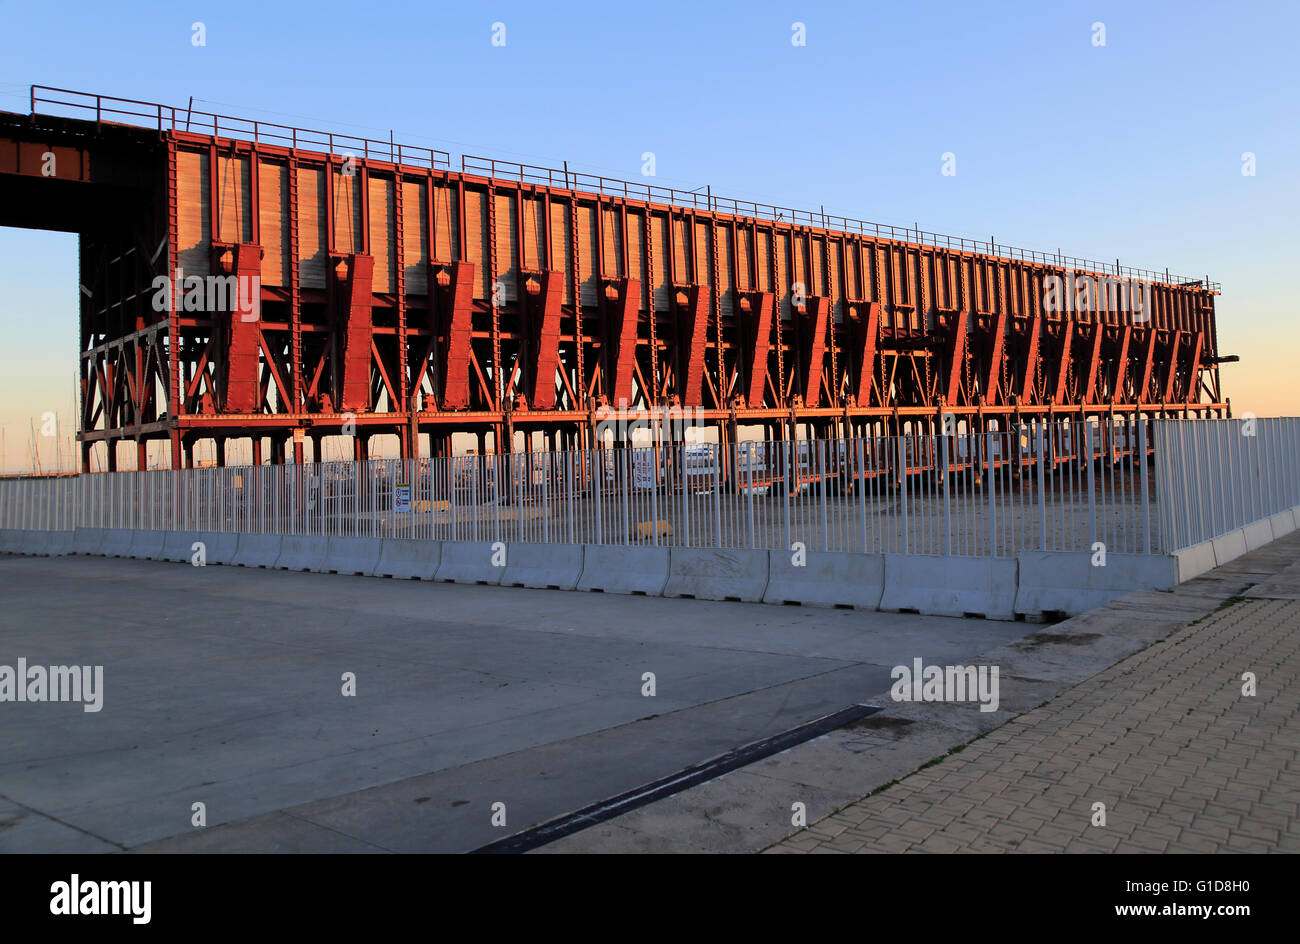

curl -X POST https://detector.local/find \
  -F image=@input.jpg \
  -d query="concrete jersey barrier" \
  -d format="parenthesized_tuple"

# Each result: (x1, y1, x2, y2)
(501, 542, 583, 590)
(321, 536, 383, 576)
(99, 529, 135, 558)
(231, 533, 283, 569)
(374, 538, 442, 580)
(880, 554, 1018, 620)
(72, 528, 107, 556)
(276, 535, 329, 572)
(127, 529, 166, 560)
(763, 551, 885, 609)
(434, 541, 505, 585)
(664, 547, 769, 602)
(1015, 551, 1177, 617)
(577, 544, 670, 596)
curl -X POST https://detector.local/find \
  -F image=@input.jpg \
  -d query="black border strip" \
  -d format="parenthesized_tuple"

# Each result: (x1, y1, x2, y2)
(470, 703, 881, 854)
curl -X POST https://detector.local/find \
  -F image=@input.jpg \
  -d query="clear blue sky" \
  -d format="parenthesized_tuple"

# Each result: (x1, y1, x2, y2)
(0, 0, 1296, 470)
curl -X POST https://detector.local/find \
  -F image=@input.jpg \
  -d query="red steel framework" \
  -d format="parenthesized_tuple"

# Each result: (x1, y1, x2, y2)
(0, 87, 1232, 473)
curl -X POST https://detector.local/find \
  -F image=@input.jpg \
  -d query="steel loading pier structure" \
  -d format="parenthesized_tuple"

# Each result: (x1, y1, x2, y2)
(1, 87, 1230, 472)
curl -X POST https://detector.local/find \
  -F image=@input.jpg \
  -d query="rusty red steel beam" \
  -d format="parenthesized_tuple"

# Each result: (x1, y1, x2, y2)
(0, 96, 1231, 472)
(1052, 314, 1073, 405)
(334, 253, 375, 413)
(678, 284, 710, 408)
(742, 291, 774, 409)
(528, 269, 564, 409)
(799, 296, 830, 408)
(440, 260, 475, 411)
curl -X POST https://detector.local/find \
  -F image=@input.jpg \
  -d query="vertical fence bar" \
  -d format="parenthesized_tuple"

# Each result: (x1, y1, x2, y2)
(1035, 422, 1047, 551)
(940, 432, 951, 556)
(717, 444, 728, 546)
(1085, 422, 1097, 552)
(898, 434, 908, 554)
(1139, 419, 1151, 554)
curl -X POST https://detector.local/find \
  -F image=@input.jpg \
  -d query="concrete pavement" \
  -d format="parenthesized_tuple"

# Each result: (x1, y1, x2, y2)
(0, 553, 1029, 853)
(7, 532, 1293, 854)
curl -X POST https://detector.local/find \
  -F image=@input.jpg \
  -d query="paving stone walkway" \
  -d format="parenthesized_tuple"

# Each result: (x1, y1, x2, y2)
(766, 555, 1300, 853)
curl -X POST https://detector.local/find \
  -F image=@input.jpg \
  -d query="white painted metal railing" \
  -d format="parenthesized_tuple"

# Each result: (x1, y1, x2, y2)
(1153, 417, 1300, 552)
(0, 418, 1198, 558)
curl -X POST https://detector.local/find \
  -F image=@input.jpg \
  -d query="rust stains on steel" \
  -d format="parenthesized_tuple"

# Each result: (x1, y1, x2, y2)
(0, 87, 1229, 472)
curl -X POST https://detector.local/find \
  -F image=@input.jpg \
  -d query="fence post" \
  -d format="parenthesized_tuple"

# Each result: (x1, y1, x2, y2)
(986, 431, 995, 556)
(1085, 422, 1097, 552)
(1218, 421, 1229, 538)
(1139, 419, 1151, 554)
(1036, 421, 1047, 551)
(542, 451, 550, 544)
(717, 444, 728, 546)
(1196, 421, 1211, 544)
(622, 447, 631, 546)
(898, 434, 909, 555)
(819, 440, 829, 552)
(456, 458, 465, 539)
(940, 432, 951, 556)
(678, 442, 688, 547)
(648, 446, 659, 547)
(470, 455, 478, 539)
(783, 440, 791, 552)
(852, 437, 864, 554)
(745, 443, 756, 549)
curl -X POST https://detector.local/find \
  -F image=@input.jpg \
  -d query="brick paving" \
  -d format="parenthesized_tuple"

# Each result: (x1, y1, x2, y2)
(766, 586, 1300, 853)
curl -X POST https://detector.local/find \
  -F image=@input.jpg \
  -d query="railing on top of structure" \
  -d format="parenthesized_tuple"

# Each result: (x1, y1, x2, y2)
(28, 85, 452, 171)
(26, 85, 1216, 292)
(459, 155, 1220, 292)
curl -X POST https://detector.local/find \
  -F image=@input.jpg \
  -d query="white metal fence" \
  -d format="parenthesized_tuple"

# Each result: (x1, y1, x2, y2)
(0, 417, 1202, 558)
(1154, 417, 1300, 551)
(0, 475, 80, 531)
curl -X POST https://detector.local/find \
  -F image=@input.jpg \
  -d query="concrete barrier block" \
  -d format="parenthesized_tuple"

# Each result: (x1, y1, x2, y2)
(1174, 540, 1218, 582)
(276, 535, 329, 572)
(502, 542, 584, 590)
(8, 530, 33, 555)
(2, 529, 45, 555)
(664, 547, 769, 602)
(1243, 518, 1275, 552)
(42, 531, 73, 557)
(375, 539, 441, 580)
(763, 551, 885, 609)
(1015, 551, 1178, 617)
(1210, 528, 1248, 567)
(1, 527, 37, 559)
(322, 536, 383, 576)
(231, 533, 283, 569)
(1268, 509, 1297, 541)
(434, 540, 504, 585)
(26, 531, 50, 555)
(161, 531, 201, 563)
(880, 554, 1018, 620)
(72, 528, 106, 556)
(100, 529, 135, 558)
(162, 531, 238, 564)
(127, 529, 166, 560)
(577, 545, 669, 596)
(196, 532, 239, 565)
